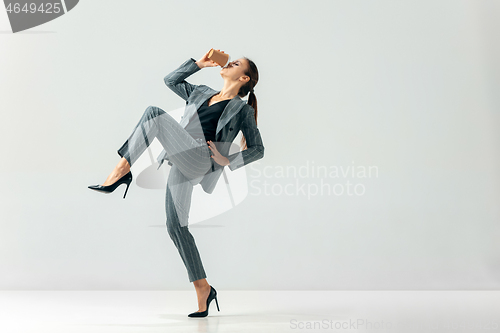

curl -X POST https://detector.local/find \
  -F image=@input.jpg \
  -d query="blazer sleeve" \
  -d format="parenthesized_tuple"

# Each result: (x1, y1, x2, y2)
(164, 58, 202, 101)
(212, 105, 265, 172)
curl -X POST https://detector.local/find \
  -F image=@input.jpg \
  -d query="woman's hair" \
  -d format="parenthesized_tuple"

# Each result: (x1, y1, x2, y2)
(237, 57, 259, 150)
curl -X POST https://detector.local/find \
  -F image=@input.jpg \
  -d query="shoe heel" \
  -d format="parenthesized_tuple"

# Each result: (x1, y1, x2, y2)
(214, 296, 219, 311)
(123, 182, 130, 199)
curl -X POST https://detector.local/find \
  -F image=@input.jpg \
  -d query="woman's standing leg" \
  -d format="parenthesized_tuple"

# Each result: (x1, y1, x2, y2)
(165, 164, 212, 312)
(165, 169, 206, 282)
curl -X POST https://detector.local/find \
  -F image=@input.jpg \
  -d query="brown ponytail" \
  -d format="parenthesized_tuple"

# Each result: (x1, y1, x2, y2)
(238, 57, 259, 150)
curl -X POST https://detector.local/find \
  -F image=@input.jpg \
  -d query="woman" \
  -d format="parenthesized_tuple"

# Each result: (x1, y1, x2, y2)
(88, 49, 264, 317)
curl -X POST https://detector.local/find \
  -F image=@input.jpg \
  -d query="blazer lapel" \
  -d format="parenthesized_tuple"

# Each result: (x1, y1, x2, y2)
(216, 95, 244, 135)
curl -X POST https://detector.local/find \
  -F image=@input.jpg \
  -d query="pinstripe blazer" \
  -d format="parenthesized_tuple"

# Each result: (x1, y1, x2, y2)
(156, 57, 265, 194)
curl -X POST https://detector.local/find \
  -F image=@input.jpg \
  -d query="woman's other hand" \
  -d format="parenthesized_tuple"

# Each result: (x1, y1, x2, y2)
(196, 49, 224, 69)
(207, 140, 230, 166)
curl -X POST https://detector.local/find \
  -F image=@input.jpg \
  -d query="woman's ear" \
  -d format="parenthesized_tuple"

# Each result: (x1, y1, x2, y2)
(240, 75, 250, 83)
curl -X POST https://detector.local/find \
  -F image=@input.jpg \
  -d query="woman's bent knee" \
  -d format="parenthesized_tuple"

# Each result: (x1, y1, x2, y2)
(146, 105, 166, 116)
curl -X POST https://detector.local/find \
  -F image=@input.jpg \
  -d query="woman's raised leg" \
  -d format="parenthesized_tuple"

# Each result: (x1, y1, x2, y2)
(116, 105, 211, 182)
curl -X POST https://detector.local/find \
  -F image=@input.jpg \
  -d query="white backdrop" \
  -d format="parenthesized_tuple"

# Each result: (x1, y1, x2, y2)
(0, 0, 499, 290)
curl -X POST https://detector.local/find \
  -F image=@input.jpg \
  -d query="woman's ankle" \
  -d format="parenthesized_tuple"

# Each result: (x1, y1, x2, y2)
(193, 278, 210, 290)
(118, 157, 131, 169)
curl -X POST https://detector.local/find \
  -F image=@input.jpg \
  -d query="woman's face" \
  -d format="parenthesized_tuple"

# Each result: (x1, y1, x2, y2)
(220, 58, 250, 84)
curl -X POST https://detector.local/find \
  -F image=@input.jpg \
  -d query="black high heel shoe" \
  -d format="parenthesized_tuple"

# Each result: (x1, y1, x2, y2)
(88, 171, 133, 199)
(188, 285, 220, 318)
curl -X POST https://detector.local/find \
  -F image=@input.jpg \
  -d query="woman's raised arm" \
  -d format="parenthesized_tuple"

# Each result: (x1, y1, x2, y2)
(163, 49, 223, 101)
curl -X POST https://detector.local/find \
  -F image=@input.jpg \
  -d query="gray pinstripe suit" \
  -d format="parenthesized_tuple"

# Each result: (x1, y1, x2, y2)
(116, 57, 265, 282)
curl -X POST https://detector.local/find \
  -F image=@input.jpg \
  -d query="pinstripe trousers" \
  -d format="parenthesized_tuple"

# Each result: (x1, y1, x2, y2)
(117, 105, 212, 282)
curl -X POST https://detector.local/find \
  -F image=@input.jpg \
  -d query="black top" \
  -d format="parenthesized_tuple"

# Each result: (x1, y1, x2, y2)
(184, 97, 230, 143)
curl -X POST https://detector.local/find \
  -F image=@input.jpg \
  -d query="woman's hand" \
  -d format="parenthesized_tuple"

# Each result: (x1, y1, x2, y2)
(207, 140, 230, 167)
(196, 49, 225, 69)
